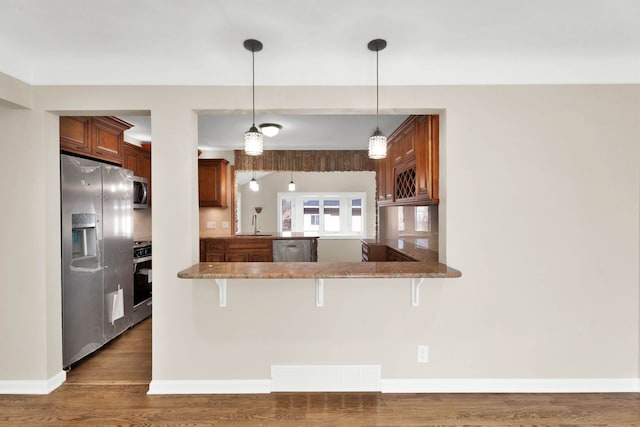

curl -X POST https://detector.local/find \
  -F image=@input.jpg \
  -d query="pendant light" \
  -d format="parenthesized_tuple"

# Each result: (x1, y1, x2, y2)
(244, 39, 264, 156)
(288, 172, 296, 191)
(249, 173, 259, 191)
(367, 39, 387, 159)
(249, 157, 259, 191)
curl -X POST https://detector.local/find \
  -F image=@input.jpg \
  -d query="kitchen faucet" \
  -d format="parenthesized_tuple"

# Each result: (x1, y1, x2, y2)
(252, 207, 262, 234)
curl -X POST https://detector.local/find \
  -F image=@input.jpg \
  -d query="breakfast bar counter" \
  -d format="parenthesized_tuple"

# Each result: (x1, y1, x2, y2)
(178, 260, 460, 307)
(177, 260, 461, 279)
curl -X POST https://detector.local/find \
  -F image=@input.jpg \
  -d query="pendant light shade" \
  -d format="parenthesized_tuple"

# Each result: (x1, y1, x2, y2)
(250, 168, 259, 191)
(367, 39, 387, 159)
(368, 128, 388, 160)
(288, 172, 296, 191)
(249, 157, 259, 191)
(244, 39, 264, 156)
(249, 177, 259, 191)
(245, 125, 263, 156)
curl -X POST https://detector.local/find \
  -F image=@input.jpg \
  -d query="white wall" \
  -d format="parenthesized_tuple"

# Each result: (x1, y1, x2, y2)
(0, 105, 61, 388)
(0, 81, 638, 392)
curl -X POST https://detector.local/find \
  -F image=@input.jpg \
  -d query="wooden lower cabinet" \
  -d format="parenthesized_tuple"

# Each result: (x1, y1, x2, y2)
(386, 247, 416, 262)
(206, 253, 225, 262)
(361, 241, 417, 262)
(200, 237, 319, 262)
(225, 253, 249, 262)
(200, 238, 272, 262)
(362, 241, 388, 262)
(202, 239, 225, 262)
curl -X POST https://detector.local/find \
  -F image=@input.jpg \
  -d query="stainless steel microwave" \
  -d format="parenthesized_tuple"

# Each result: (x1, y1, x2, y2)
(132, 176, 149, 209)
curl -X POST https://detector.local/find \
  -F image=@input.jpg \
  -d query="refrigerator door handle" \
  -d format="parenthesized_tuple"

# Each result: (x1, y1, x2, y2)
(69, 265, 104, 273)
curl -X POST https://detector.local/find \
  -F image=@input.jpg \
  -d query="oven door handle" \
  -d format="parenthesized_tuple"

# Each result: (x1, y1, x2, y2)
(134, 256, 152, 264)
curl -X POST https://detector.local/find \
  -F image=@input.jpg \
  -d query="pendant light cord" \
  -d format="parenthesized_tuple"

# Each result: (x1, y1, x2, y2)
(376, 49, 380, 130)
(252, 49, 256, 127)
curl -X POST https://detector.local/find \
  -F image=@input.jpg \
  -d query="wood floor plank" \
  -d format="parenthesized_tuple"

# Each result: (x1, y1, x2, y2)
(1, 317, 638, 426)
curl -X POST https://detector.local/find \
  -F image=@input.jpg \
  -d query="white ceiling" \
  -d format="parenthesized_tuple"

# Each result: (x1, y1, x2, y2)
(2, 0, 639, 86)
(6, 0, 639, 151)
(119, 114, 410, 150)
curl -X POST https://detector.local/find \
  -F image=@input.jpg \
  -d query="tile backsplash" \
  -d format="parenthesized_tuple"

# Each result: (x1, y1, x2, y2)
(133, 208, 152, 241)
(379, 205, 439, 251)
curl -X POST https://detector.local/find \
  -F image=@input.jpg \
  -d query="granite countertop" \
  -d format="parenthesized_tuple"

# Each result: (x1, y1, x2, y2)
(361, 238, 438, 262)
(201, 232, 319, 240)
(177, 261, 461, 279)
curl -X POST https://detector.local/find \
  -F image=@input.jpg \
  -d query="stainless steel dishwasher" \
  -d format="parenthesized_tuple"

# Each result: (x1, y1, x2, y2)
(272, 239, 312, 262)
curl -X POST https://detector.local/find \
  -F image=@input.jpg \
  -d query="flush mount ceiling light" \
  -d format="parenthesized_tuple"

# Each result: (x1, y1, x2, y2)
(367, 38, 387, 160)
(259, 123, 282, 138)
(244, 39, 264, 156)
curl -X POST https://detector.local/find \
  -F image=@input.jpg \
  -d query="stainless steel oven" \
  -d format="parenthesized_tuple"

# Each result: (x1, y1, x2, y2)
(133, 241, 152, 325)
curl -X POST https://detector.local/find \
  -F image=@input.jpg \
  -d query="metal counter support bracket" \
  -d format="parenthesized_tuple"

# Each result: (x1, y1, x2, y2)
(214, 279, 227, 307)
(412, 278, 425, 307)
(316, 279, 324, 307)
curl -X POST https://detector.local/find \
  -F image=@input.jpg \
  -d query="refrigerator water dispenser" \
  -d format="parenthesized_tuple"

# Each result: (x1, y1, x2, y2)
(71, 213, 97, 260)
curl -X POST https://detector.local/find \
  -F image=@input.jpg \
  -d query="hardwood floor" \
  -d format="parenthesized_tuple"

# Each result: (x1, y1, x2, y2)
(64, 316, 152, 386)
(1, 317, 638, 426)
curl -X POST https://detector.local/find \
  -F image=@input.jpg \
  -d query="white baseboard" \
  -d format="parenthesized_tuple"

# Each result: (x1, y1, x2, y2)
(381, 378, 640, 393)
(7, 371, 631, 395)
(149, 376, 638, 395)
(0, 370, 66, 394)
(147, 379, 271, 395)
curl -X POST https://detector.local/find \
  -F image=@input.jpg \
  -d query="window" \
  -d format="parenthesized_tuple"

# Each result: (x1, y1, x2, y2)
(277, 192, 366, 237)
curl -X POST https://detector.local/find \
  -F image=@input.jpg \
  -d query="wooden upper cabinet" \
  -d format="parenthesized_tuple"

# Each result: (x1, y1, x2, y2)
(92, 117, 128, 163)
(60, 116, 92, 155)
(124, 142, 152, 206)
(138, 148, 151, 182)
(400, 124, 415, 162)
(60, 116, 132, 165)
(388, 118, 415, 166)
(389, 137, 402, 166)
(375, 158, 386, 201)
(376, 115, 439, 206)
(414, 115, 439, 203)
(198, 159, 229, 208)
(123, 143, 140, 175)
(384, 154, 393, 200)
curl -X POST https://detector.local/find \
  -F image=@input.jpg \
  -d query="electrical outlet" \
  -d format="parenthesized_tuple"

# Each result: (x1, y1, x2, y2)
(417, 345, 429, 363)
(222, 221, 230, 229)
(206, 221, 216, 229)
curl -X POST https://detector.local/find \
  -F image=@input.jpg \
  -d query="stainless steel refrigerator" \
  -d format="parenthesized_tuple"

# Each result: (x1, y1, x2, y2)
(61, 154, 134, 368)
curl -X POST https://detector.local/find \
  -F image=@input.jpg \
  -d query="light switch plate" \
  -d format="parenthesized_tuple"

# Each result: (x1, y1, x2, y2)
(206, 221, 216, 229)
(222, 221, 230, 229)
